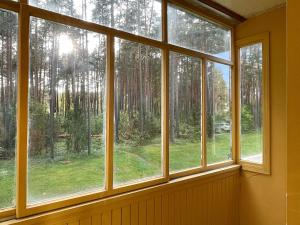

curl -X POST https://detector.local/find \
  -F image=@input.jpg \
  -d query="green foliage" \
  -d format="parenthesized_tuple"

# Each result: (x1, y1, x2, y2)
(29, 101, 50, 156)
(0, 105, 16, 157)
(207, 115, 214, 138)
(117, 111, 160, 147)
(64, 109, 88, 153)
(241, 105, 254, 132)
(90, 114, 104, 136)
(177, 115, 201, 142)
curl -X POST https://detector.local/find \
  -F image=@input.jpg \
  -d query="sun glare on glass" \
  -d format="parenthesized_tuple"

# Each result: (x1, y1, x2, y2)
(59, 34, 73, 56)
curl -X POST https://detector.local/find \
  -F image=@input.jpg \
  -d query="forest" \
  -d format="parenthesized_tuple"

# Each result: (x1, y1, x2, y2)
(0, 0, 260, 209)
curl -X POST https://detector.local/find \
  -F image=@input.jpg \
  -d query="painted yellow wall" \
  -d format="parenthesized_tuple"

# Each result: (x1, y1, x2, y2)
(235, 6, 286, 225)
(287, 0, 300, 224)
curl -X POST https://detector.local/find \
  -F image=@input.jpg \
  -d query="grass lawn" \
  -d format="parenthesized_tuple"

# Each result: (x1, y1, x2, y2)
(0, 132, 260, 209)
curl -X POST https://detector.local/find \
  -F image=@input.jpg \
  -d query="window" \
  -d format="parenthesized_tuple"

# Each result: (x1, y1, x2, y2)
(0, 0, 233, 219)
(237, 33, 270, 174)
(0, 9, 17, 210)
(114, 38, 162, 186)
(28, 17, 106, 204)
(240, 43, 263, 163)
(168, 4, 231, 60)
(29, 0, 162, 40)
(206, 61, 232, 164)
(169, 52, 202, 172)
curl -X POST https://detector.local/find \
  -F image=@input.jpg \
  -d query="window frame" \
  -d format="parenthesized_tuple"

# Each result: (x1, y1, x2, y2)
(236, 32, 270, 174)
(0, 0, 235, 219)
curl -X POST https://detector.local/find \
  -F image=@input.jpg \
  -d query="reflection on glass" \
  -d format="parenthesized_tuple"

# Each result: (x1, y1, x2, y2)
(169, 52, 202, 172)
(206, 61, 231, 164)
(28, 17, 106, 204)
(240, 43, 263, 163)
(29, 0, 162, 40)
(0, 9, 17, 210)
(114, 38, 162, 186)
(168, 4, 231, 60)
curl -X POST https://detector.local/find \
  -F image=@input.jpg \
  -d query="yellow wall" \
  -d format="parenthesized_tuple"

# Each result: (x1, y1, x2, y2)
(235, 6, 286, 225)
(287, 0, 300, 224)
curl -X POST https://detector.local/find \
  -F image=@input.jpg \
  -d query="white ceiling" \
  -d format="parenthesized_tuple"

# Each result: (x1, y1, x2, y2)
(211, 0, 286, 18)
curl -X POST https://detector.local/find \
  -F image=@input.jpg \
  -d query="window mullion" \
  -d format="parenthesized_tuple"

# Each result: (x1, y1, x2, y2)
(162, 48, 169, 180)
(202, 58, 207, 168)
(162, 0, 169, 179)
(162, 0, 168, 44)
(105, 34, 115, 192)
(16, 3, 30, 218)
(20, 0, 28, 4)
(0, 0, 20, 13)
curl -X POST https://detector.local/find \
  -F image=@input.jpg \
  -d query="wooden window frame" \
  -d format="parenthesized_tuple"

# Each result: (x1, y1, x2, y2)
(0, 0, 235, 220)
(236, 32, 270, 174)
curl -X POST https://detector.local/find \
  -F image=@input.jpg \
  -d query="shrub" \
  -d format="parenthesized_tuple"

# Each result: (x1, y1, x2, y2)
(117, 111, 160, 147)
(28, 101, 49, 156)
(241, 105, 254, 132)
(64, 109, 88, 153)
(0, 105, 16, 158)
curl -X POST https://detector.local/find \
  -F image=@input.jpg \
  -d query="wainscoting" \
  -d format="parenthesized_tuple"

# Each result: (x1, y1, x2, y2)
(3, 166, 239, 225)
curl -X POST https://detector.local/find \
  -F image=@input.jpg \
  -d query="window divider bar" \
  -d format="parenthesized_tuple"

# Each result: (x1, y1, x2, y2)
(201, 59, 207, 168)
(20, 0, 28, 4)
(0, 209, 15, 221)
(16, 3, 30, 218)
(231, 28, 238, 164)
(162, 48, 170, 180)
(168, 44, 233, 66)
(235, 46, 241, 164)
(168, 0, 234, 29)
(0, 0, 20, 13)
(162, 0, 168, 44)
(105, 34, 115, 192)
(262, 34, 271, 174)
(162, 0, 169, 180)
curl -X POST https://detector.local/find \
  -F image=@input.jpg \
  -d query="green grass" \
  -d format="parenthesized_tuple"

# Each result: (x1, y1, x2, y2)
(0, 160, 15, 209)
(240, 131, 262, 157)
(0, 132, 261, 209)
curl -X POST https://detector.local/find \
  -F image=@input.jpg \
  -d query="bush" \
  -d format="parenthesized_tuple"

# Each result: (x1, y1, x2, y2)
(117, 111, 160, 147)
(0, 105, 16, 158)
(28, 101, 49, 156)
(178, 122, 200, 142)
(241, 105, 254, 132)
(64, 109, 88, 153)
(90, 114, 104, 136)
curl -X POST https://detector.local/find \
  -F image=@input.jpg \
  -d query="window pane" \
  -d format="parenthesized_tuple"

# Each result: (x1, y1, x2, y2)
(168, 4, 231, 60)
(240, 43, 263, 163)
(29, 0, 162, 40)
(206, 62, 231, 164)
(0, 9, 17, 210)
(169, 52, 202, 172)
(28, 17, 106, 204)
(114, 38, 162, 186)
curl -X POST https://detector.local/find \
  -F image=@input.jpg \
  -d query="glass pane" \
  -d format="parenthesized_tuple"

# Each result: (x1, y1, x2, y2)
(28, 17, 106, 204)
(240, 43, 263, 163)
(206, 61, 231, 164)
(168, 4, 231, 60)
(169, 52, 202, 172)
(29, 0, 162, 40)
(0, 9, 17, 210)
(114, 38, 162, 186)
